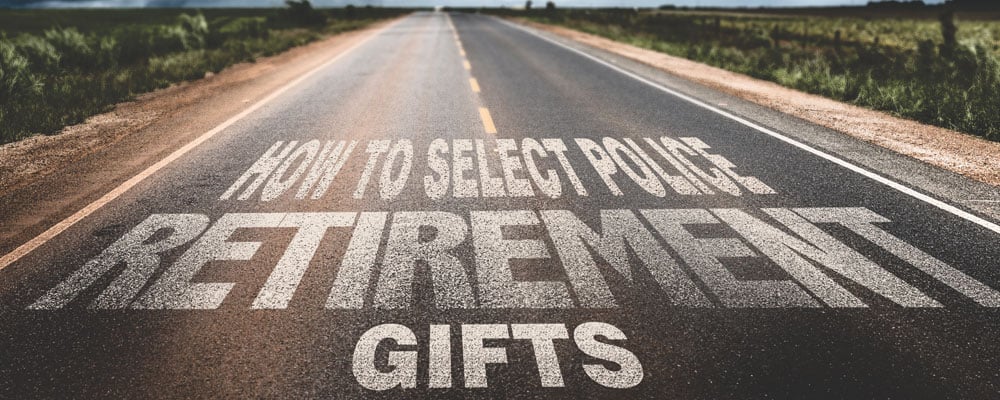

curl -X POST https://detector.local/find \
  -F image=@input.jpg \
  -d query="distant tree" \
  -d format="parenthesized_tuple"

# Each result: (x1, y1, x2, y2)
(546, 1, 556, 12)
(866, 0, 926, 8)
(286, 0, 311, 14)
(285, 0, 326, 26)
(345, 4, 356, 18)
(939, 10, 957, 56)
(525, 0, 532, 10)
(658, 4, 676, 10)
(950, 0, 1000, 11)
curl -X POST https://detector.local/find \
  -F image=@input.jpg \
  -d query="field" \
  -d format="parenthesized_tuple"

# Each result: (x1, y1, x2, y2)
(490, 7, 1000, 141)
(0, 5, 409, 145)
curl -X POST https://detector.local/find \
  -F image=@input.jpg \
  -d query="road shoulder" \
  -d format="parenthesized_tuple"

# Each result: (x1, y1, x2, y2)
(0, 18, 400, 255)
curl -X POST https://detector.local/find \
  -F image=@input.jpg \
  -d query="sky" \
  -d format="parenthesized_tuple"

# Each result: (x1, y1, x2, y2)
(0, 0, 948, 8)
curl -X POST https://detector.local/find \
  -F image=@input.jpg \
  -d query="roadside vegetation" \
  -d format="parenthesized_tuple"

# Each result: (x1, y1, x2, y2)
(491, 5, 1000, 141)
(0, 3, 407, 145)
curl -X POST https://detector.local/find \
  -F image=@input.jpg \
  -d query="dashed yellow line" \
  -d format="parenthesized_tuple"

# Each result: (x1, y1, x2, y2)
(447, 13, 496, 134)
(479, 107, 497, 134)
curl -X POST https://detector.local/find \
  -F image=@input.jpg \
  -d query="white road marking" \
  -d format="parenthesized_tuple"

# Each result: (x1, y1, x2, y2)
(0, 18, 403, 272)
(499, 17, 1000, 235)
(352, 322, 640, 389)
(37, 206, 999, 309)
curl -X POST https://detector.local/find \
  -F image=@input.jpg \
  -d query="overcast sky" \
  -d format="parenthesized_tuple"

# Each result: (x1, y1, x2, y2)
(0, 0, 948, 8)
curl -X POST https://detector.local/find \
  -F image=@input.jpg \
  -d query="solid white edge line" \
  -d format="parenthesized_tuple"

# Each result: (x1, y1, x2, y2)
(0, 17, 404, 272)
(498, 17, 1000, 235)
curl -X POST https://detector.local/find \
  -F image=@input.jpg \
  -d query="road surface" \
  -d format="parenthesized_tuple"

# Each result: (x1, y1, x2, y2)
(2, 11, 1000, 398)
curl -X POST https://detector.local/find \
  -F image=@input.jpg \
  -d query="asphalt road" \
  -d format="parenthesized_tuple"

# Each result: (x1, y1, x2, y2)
(2, 11, 1000, 398)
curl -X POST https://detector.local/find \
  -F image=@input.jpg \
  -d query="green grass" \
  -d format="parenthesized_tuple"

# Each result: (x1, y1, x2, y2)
(490, 8, 1000, 141)
(0, 6, 409, 145)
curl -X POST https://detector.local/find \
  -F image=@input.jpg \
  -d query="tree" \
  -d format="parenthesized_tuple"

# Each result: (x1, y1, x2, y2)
(938, 9, 958, 58)
(546, 1, 556, 13)
(525, 0, 532, 10)
(285, 0, 326, 26)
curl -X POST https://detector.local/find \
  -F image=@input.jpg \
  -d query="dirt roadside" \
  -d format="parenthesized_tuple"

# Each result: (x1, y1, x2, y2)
(0, 18, 398, 196)
(517, 20, 1000, 187)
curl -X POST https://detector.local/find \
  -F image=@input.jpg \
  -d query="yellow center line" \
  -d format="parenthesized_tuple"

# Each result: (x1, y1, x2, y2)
(479, 107, 497, 134)
(447, 14, 493, 134)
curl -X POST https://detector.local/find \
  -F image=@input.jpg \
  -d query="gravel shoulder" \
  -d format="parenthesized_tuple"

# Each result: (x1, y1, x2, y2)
(518, 19, 1000, 187)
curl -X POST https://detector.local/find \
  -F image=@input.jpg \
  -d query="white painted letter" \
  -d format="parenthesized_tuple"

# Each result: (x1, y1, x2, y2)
(574, 322, 643, 389)
(353, 324, 417, 390)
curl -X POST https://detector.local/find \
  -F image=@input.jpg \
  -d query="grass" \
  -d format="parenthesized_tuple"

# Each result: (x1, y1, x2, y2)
(487, 7, 1000, 141)
(0, 5, 409, 145)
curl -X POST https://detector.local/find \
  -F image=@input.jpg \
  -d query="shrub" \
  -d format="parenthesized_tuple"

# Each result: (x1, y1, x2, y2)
(114, 26, 155, 64)
(0, 8, 404, 144)
(13, 34, 61, 73)
(0, 41, 42, 143)
(44, 27, 96, 70)
(152, 25, 192, 54)
(178, 12, 209, 49)
(219, 17, 269, 40)
(149, 50, 210, 82)
(96, 36, 118, 69)
(0, 41, 41, 99)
